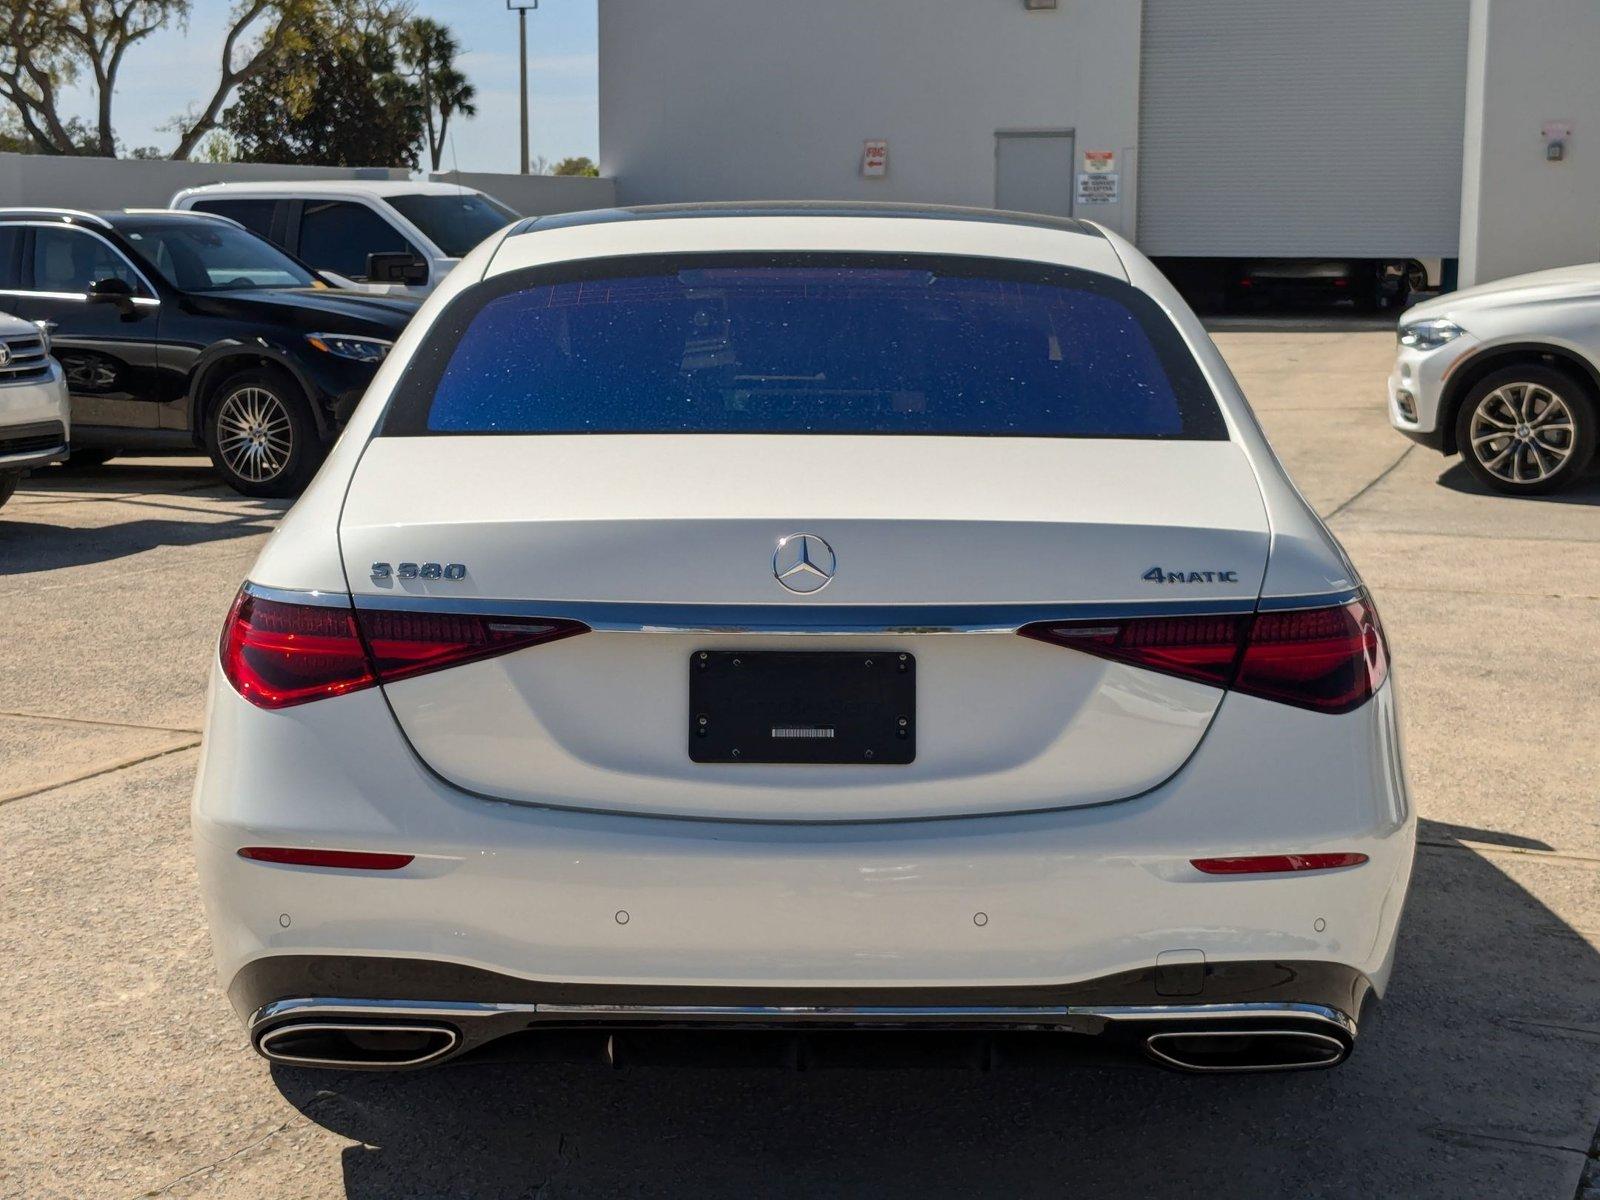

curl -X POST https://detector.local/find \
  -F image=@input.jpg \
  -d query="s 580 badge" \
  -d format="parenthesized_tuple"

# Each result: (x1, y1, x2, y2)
(371, 562, 467, 581)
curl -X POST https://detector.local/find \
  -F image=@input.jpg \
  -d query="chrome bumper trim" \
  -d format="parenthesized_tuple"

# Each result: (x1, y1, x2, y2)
(249, 996, 1356, 1062)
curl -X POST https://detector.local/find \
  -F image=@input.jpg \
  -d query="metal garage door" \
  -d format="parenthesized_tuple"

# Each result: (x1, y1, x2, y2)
(1137, 0, 1470, 257)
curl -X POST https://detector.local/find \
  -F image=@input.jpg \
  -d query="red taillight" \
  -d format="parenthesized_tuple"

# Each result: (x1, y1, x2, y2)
(1236, 597, 1388, 714)
(238, 847, 414, 870)
(1191, 852, 1368, 875)
(1019, 614, 1246, 687)
(1018, 593, 1388, 715)
(220, 590, 589, 710)
(220, 592, 375, 710)
(354, 609, 586, 684)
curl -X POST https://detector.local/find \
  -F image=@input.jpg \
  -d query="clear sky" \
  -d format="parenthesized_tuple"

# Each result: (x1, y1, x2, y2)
(57, 0, 599, 173)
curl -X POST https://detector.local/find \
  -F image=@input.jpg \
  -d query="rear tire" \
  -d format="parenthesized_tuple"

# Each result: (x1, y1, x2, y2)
(0, 473, 16, 510)
(1454, 364, 1597, 495)
(204, 367, 324, 498)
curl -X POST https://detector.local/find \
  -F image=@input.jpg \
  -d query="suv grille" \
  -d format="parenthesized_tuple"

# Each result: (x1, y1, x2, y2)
(0, 420, 65, 457)
(0, 334, 53, 384)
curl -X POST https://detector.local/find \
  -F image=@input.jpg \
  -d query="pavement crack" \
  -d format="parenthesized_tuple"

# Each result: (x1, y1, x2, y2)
(1427, 1124, 1589, 1157)
(1416, 839, 1600, 869)
(1324, 444, 1414, 520)
(0, 709, 200, 736)
(136, 1120, 294, 1197)
(0, 739, 200, 807)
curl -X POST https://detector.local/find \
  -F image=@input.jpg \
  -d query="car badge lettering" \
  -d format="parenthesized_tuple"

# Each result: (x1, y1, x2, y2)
(1143, 566, 1239, 584)
(371, 562, 467, 581)
(773, 533, 836, 594)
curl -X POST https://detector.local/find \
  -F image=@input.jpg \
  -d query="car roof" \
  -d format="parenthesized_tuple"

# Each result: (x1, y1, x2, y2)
(172, 179, 482, 200)
(0, 208, 241, 230)
(512, 201, 1102, 239)
(488, 202, 1125, 282)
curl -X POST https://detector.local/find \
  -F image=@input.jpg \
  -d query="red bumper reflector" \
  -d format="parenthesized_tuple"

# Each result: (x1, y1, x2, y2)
(238, 847, 415, 870)
(1191, 853, 1369, 875)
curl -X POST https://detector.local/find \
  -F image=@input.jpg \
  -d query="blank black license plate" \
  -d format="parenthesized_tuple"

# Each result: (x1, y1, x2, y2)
(689, 651, 915, 764)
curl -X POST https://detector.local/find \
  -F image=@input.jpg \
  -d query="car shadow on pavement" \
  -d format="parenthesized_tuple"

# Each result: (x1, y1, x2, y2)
(29, 457, 223, 495)
(0, 508, 285, 574)
(270, 818, 1600, 1199)
(1435, 461, 1600, 505)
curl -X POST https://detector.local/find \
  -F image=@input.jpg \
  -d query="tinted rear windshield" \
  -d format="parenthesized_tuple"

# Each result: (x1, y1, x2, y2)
(382, 253, 1225, 439)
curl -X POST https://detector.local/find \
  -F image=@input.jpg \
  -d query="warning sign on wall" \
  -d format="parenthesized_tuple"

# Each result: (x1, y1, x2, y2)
(1082, 150, 1116, 173)
(862, 140, 888, 177)
(1075, 172, 1120, 205)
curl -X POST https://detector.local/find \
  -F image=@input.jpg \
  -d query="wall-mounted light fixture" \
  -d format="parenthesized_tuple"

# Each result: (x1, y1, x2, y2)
(1023, 0, 1059, 9)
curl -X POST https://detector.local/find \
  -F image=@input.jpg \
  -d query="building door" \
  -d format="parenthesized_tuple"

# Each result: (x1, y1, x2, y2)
(995, 131, 1075, 218)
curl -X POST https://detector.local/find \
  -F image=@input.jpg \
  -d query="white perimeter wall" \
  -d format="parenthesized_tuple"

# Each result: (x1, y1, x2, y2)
(599, 0, 1142, 237)
(0, 154, 616, 219)
(1459, 0, 1600, 285)
(0, 154, 409, 211)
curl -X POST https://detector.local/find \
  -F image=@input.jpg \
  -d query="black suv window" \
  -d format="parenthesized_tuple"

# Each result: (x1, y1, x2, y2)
(0, 227, 23, 290)
(297, 201, 414, 280)
(190, 199, 278, 241)
(30, 226, 147, 296)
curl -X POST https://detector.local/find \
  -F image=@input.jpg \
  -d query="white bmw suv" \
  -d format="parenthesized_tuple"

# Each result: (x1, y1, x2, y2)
(1389, 263, 1600, 494)
(194, 203, 1414, 1075)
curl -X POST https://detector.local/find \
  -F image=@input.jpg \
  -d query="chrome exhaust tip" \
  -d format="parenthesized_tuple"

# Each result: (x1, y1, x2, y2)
(1143, 1027, 1350, 1073)
(255, 1021, 461, 1069)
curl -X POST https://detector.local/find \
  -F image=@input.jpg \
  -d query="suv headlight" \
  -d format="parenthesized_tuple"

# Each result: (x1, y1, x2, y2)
(306, 333, 393, 363)
(1397, 319, 1464, 351)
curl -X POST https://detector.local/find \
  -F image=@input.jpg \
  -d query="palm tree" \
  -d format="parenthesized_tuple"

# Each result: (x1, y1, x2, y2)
(399, 17, 477, 171)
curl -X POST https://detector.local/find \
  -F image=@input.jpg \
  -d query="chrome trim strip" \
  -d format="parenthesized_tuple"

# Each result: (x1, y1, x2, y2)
(345, 593, 1259, 635)
(250, 997, 1355, 1037)
(0, 447, 68, 469)
(248, 583, 1367, 632)
(241, 581, 355, 609)
(1255, 587, 1365, 613)
(0, 207, 114, 229)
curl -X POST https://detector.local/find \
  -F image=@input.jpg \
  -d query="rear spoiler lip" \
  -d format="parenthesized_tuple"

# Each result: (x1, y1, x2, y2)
(275, 587, 1367, 636)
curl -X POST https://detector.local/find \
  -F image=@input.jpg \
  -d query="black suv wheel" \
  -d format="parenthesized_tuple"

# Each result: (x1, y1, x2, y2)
(205, 367, 324, 498)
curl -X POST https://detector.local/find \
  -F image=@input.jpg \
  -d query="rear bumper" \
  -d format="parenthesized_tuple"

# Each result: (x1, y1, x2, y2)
(243, 963, 1366, 1072)
(194, 664, 1416, 1037)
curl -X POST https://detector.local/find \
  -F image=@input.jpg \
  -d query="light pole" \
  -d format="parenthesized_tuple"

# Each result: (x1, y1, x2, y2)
(507, 0, 539, 174)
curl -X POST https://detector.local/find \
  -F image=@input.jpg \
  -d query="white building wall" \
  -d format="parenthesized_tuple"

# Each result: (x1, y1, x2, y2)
(598, 0, 1142, 237)
(1459, 0, 1600, 286)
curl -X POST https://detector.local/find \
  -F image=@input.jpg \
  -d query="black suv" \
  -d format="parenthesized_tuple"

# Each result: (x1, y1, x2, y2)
(0, 208, 419, 496)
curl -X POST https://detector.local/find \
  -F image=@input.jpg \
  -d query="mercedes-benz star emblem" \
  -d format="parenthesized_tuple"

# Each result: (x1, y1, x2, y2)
(0, 343, 12, 368)
(773, 533, 836, 594)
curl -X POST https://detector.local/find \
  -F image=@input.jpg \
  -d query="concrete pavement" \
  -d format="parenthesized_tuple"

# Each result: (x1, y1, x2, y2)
(1, 325, 1597, 1198)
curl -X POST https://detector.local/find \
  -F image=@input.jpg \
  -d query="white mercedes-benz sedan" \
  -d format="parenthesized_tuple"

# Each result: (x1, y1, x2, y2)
(1389, 263, 1600, 494)
(194, 203, 1414, 1075)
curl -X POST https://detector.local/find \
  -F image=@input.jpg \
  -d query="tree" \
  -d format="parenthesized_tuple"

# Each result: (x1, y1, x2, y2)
(0, 0, 364, 159)
(552, 155, 598, 177)
(398, 16, 473, 172)
(168, 0, 318, 161)
(223, 3, 424, 168)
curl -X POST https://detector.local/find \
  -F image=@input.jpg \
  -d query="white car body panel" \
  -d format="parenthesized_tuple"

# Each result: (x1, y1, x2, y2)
(195, 676, 1411, 993)
(195, 206, 1412, 1068)
(341, 436, 1267, 820)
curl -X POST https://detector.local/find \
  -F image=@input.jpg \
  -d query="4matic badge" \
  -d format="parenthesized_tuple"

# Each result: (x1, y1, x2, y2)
(1143, 566, 1239, 584)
